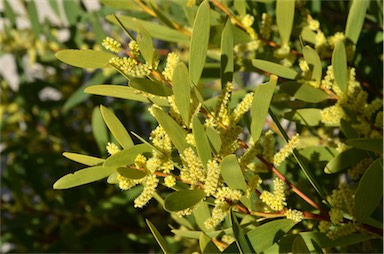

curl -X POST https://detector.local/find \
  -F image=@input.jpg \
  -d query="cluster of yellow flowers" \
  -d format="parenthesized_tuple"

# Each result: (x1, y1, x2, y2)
(260, 178, 287, 211)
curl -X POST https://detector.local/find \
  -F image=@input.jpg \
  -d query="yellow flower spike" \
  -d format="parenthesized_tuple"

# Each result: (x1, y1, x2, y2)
(106, 142, 120, 155)
(230, 92, 254, 124)
(102, 36, 121, 53)
(162, 52, 180, 81)
(273, 133, 300, 167)
(285, 209, 304, 223)
(134, 174, 159, 208)
(164, 175, 176, 187)
(204, 159, 221, 196)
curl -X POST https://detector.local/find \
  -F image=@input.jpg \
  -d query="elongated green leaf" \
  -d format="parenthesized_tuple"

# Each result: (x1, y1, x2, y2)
(53, 166, 117, 189)
(4, 0, 16, 28)
(324, 148, 368, 174)
(247, 219, 296, 253)
(173, 63, 191, 125)
(63, 152, 105, 166)
(117, 167, 147, 179)
(265, 232, 374, 253)
(340, 119, 359, 138)
(292, 236, 310, 254)
(63, 0, 80, 26)
(92, 106, 109, 154)
(100, 105, 134, 149)
(231, 210, 255, 254)
(298, 146, 337, 162)
(301, 27, 317, 44)
(106, 15, 189, 43)
(56, 50, 115, 68)
(193, 202, 213, 233)
(252, 60, 298, 80)
(206, 126, 222, 154)
(283, 108, 322, 126)
(234, 0, 247, 17)
(280, 82, 329, 103)
(345, 0, 370, 44)
(103, 144, 152, 167)
(221, 155, 247, 191)
(146, 219, 171, 254)
(189, 0, 210, 85)
(199, 233, 221, 253)
(332, 41, 348, 93)
(193, 116, 212, 169)
(250, 75, 277, 142)
(151, 107, 189, 153)
(164, 189, 205, 212)
(26, 0, 41, 36)
(345, 138, 383, 154)
(134, 19, 156, 67)
(276, 0, 295, 46)
(129, 78, 172, 97)
(107, 172, 118, 184)
(302, 46, 322, 82)
(220, 19, 234, 87)
(355, 158, 383, 222)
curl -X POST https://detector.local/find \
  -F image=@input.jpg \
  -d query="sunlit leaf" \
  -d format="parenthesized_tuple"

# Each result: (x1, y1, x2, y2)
(134, 19, 156, 67)
(276, 0, 295, 46)
(164, 189, 205, 212)
(332, 41, 347, 93)
(221, 155, 247, 191)
(193, 202, 213, 233)
(345, 138, 383, 154)
(199, 233, 221, 253)
(146, 219, 171, 254)
(117, 167, 147, 179)
(220, 19, 234, 87)
(250, 75, 277, 142)
(252, 60, 298, 80)
(189, 0, 210, 85)
(63, 152, 105, 166)
(53, 166, 117, 189)
(324, 148, 368, 174)
(173, 62, 191, 125)
(192, 116, 212, 169)
(302, 46, 322, 83)
(345, 0, 370, 44)
(247, 219, 296, 253)
(355, 158, 383, 222)
(283, 108, 322, 126)
(56, 50, 115, 68)
(100, 105, 134, 149)
(26, 0, 41, 36)
(279, 82, 329, 103)
(151, 107, 189, 153)
(103, 144, 152, 167)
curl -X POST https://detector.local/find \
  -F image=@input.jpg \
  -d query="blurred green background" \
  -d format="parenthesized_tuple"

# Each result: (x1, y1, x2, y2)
(0, 0, 382, 253)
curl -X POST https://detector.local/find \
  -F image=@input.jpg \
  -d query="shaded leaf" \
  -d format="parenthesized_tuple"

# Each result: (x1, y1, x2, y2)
(276, 0, 295, 45)
(62, 152, 105, 166)
(283, 108, 322, 126)
(332, 41, 347, 93)
(56, 50, 115, 68)
(103, 144, 152, 167)
(292, 236, 310, 254)
(355, 158, 383, 222)
(92, 106, 109, 154)
(280, 82, 329, 103)
(220, 19, 234, 87)
(117, 167, 147, 180)
(193, 116, 212, 169)
(151, 107, 189, 153)
(302, 46, 322, 82)
(345, 0, 370, 44)
(134, 19, 156, 67)
(164, 189, 205, 212)
(231, 210, 255, 254)
(199, 233, 221, 254)
(247, 219, 296, 253)
(206, 126, 222, 154)
(173, 62, 191, 125)
(252, 60, 298, 80)
(146, 219, 171, 254)
(53, 166, 117, 189)
(250, 75, 277, 142)
(221, 155, 247, 191)
(298, 146, 337, 162)
(345, 138, 383, 154)
(189, 0, 210, 85)
(324, 148, 368, 174)
(100, 105, 134, 149)
(340, 119, 359, 139)
(129, 78, 173, 97)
